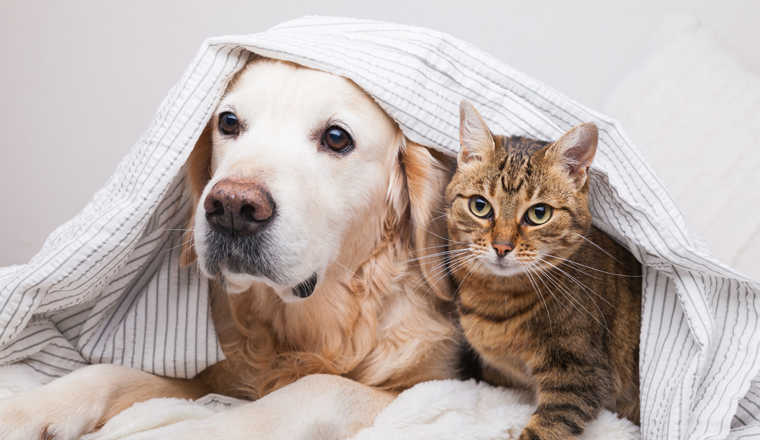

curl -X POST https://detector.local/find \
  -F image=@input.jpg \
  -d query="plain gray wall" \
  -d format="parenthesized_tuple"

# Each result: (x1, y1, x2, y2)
(1, 0, 758, 266)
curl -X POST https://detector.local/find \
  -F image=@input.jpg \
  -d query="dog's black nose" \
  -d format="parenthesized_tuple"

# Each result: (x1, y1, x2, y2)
(204, 177, 275, 237)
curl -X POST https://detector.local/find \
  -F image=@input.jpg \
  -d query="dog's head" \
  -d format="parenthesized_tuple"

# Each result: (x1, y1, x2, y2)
(181, 58, 450, 303)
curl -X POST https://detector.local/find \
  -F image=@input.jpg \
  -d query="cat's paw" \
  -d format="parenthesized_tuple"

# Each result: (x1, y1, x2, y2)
(518, 411, 587, 440)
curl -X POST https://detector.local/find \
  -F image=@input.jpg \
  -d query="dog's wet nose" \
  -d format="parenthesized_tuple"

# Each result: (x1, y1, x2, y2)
(204, 178, 275, 237)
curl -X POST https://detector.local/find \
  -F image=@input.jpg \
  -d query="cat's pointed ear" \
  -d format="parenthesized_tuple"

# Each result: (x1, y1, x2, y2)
(549, 122, 598, 189)
(458, 100, 495, 164)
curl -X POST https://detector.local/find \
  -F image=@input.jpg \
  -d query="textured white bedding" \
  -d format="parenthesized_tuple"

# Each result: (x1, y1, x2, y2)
(0, 364, 639, 440)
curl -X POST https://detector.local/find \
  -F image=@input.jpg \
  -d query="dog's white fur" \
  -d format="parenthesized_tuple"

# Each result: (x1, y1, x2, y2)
(195, 58, 403, 299)
(0, 58, 459, 440)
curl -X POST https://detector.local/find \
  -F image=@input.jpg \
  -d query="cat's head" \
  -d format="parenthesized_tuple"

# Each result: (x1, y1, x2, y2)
(445, 100, 598, 278)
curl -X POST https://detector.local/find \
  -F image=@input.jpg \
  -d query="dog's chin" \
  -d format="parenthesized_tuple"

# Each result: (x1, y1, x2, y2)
(196, 229, 323, 302)
(220, 269, 320, 303)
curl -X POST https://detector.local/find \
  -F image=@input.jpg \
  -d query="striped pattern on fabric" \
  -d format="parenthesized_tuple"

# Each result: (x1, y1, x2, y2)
(0, 15, 756, 440)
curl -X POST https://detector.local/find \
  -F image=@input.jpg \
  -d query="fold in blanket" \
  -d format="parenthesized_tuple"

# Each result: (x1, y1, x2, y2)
(0, 15, 758, 440)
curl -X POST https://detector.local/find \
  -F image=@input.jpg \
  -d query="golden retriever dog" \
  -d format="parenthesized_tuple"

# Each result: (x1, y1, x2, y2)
(0, 58, 459, 439)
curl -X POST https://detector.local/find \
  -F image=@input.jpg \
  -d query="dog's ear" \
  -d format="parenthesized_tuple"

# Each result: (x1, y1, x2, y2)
(180, 122, 213, 267)
(397, 138, 454, 301)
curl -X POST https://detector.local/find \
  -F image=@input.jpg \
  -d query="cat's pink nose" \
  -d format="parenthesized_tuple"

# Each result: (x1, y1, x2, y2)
(493, 242, 513, 257)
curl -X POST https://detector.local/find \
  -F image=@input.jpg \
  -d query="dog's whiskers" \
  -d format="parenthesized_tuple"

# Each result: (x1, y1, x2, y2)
(159, 232, 194, 257)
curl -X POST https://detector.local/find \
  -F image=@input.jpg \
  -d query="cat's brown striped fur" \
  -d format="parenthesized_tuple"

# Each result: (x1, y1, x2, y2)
(447, 100, 641, 440)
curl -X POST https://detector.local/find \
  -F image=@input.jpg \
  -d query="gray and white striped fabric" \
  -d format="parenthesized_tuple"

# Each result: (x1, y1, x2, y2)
(0, 15, 757, 440)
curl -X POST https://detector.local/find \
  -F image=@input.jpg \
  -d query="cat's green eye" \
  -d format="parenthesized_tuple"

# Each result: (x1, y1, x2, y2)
(525, 204, 553, 226)
(469, 196, 493, 218)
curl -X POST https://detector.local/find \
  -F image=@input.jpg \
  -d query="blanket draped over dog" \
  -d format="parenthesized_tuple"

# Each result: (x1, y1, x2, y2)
(0, 16, 758, 440)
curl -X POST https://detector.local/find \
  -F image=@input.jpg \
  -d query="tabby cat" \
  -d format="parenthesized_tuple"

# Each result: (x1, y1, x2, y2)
(447, 100, 642, 440)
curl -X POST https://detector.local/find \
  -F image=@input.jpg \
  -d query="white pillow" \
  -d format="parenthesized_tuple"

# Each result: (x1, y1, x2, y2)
(604, 14, 760, 281)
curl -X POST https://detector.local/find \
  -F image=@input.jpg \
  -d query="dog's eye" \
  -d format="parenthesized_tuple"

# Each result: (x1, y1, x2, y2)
(322, 126, 353, 153)
(219, 112, 240, 136)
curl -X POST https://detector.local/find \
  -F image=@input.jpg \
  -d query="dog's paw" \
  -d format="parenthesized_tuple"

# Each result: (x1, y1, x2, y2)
(0, 365, 123, 440)
(0, 391, 96, 440)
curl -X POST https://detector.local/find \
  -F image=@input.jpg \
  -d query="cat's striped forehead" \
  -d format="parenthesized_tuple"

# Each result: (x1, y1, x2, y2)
(491, 135, 549, 197)
(499, 135, 549, 160)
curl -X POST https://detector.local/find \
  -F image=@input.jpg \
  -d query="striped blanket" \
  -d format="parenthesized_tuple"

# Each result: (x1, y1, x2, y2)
(0, 16, 757, 440)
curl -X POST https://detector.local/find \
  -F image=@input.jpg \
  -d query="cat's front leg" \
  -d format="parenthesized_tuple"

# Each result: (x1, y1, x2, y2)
(519, 353, 614, 440)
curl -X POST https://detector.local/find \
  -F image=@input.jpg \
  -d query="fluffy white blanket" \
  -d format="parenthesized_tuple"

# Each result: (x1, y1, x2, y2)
(0, 364, 638, 440)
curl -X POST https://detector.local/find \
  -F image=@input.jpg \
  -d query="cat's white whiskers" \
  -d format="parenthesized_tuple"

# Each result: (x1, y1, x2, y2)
(533, 252, 601, 280)
(542, 259, 612, 331)
(413, 252, 474, 292)
(574, 233, 624, 264)
(411, 243, 462, 253)
(425, 213, 449, 224)
(412, 257, 471, 294)
(540, 268, 610, 333)
(535, 251, 641, 278)
(528, 264, 566, 315)
(537, 268, 591, 326)
(417, 254, 479, 296)
(520, 262, 552, 333)
(453, 259, 483, 299)
(414, 256, 463, 289)
(407, 219, 470, 246)
(397, 248, 470, 265)
(421, 257, 478, 298)
(334, 261, 369, 286)
(538, 257, 619, 312)
(440, 254, 479, 281)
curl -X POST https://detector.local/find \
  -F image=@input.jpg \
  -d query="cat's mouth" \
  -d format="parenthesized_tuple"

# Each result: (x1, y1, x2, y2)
(484, 259, 526, 277)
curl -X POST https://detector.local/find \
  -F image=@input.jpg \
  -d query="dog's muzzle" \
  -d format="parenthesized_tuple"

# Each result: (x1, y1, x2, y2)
(201, 177, 282, 282)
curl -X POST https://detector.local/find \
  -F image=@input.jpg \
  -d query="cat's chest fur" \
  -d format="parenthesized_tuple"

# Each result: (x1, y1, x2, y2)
(457, 280, 545, 390)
